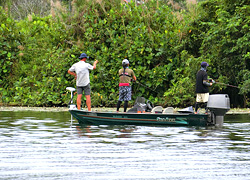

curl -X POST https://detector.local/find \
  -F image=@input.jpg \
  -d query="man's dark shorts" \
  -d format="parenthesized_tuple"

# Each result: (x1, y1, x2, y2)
(77, 83, 91, 95)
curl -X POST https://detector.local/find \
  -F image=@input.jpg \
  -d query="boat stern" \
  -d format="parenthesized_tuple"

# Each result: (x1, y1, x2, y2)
(207, 94, 230, 127)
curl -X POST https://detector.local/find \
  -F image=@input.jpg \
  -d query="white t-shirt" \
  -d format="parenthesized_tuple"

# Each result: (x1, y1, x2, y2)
(69, 61, 94, 86)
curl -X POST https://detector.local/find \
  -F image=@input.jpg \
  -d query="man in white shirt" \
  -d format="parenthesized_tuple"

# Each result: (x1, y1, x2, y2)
(68, 53, 98, 111)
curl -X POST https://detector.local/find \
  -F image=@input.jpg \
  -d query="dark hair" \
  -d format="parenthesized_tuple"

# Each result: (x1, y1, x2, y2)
(122, 62, 128, 75)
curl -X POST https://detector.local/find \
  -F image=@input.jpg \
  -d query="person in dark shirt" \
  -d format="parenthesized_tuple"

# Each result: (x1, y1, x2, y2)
(195, 62, 214, 114)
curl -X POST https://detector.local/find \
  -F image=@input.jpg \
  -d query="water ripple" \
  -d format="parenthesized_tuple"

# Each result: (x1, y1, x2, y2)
(0, 112, 249, 180)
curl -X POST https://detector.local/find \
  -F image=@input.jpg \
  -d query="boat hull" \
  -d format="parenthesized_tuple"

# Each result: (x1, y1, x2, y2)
(69, 109, 209, 126)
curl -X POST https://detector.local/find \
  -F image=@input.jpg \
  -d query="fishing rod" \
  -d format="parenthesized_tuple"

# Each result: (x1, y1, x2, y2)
(207, 79, 240, 89)
(135, 81, 159, 94)
(214, 82, 239, 89)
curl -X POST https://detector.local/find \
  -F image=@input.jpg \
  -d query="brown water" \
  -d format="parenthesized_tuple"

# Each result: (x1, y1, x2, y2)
(0, 111, 249, 180)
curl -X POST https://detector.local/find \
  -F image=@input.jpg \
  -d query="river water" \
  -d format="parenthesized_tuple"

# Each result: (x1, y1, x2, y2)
(0, 111, 249, 180)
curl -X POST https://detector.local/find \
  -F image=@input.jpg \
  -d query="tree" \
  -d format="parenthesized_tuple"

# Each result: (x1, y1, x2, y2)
(1, 0, 50, 20)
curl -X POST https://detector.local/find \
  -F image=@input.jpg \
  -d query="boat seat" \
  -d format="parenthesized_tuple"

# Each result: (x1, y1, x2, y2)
(135, 97, 146, 104)
(163, 107, 174, 114)
(178, 106, 194, 114)
(151, 106, 163, 113)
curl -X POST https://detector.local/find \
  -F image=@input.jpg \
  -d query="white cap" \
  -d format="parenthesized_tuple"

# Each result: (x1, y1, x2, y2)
(122, 59, 129, 65)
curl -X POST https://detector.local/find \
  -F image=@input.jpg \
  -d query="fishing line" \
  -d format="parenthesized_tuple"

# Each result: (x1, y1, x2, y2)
(135, 81, 159, 94)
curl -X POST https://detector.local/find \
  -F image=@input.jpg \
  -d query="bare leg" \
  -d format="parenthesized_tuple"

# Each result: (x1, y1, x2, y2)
(85, 95, 91, 111)
(77, 94, 82, 110)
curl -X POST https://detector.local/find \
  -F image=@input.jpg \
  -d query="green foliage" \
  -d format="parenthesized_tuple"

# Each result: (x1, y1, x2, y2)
(0, 10, 75, 106)
(238, 70, 250, 96)
(65, 0, 187, 106)
(1, 0, 250, 108)
(164, 50, 199, 107)
(0, 7, 20, 99)
(185, 0, 250, 107)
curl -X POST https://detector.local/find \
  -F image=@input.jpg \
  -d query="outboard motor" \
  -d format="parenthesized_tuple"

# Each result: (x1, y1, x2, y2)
(66, 87, 77, 110)
(207, 94, 230, 127)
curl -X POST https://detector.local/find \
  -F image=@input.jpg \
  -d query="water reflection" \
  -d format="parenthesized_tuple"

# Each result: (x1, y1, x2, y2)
(0, 112, 250, 180)
(76, 124, 138, 138)
(225, 114, 250, 123)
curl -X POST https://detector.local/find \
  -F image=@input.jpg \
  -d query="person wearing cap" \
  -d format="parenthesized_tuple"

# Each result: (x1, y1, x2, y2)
(117, 59, 136, 112)
(195, 61, 214, 114)
(68, 53, 98, 111)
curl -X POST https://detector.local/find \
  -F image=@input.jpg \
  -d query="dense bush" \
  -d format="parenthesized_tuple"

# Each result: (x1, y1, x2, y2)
(0, 0, 250, 108)
(69, 0, 188, 106)
(0, 7, 20, 103)
(185, 0, 250, 106)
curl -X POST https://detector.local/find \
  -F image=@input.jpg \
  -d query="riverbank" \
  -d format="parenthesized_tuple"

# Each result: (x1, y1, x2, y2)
(1, 106, 250, 114)
(0, 106, 116, 112)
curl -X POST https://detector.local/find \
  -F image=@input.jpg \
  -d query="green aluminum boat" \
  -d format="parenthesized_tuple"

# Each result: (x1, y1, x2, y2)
(66, 87, 230, 127)
(69, 109, 209, 126)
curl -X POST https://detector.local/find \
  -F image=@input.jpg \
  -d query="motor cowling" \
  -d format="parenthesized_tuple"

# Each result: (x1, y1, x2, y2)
(207, 94, 230, 127)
